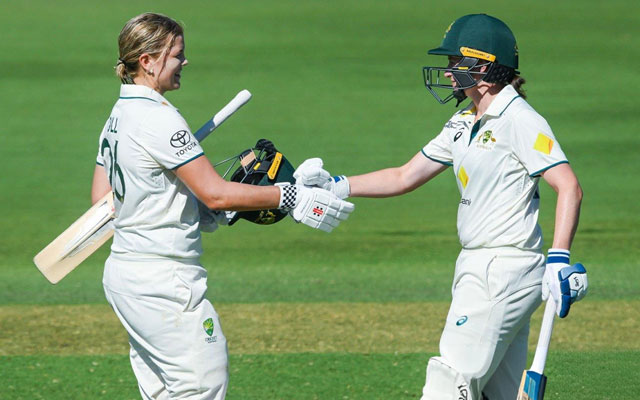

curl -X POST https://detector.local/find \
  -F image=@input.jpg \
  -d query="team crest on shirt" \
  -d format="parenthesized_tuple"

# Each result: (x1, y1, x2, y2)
(475, 130, 497, 150)
(203, 318, 218, 343)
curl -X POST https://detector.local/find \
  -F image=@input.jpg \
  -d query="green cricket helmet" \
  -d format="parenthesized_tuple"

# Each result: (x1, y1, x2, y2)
(423, 14, 519, 105)
(214, 138, 296, 226)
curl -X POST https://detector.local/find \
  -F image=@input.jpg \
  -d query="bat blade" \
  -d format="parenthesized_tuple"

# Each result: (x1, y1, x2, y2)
(33, 192, 115, 284)
(517, 370, 547, 400)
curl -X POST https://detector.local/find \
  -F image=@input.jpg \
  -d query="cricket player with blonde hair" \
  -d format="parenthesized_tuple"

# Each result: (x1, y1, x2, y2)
(92, 12, 353, 399)
(295, 14, 588, 400)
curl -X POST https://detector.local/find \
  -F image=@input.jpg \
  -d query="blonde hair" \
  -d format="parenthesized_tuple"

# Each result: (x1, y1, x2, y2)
(115, 13, 183, 84)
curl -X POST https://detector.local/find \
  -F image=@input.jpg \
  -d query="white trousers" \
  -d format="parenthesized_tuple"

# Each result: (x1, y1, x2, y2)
(422, 247, 545, 400)
(103, 255, 228, 399)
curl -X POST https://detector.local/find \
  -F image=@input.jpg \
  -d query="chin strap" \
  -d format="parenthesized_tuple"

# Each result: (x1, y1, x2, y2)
(453, 89, 467, 107)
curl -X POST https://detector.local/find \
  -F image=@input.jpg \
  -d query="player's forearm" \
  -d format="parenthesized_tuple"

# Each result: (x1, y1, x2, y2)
(91, 165, 112, 204)
(348, 167, 413, 198)
(176, 156, 281, 211)
(200, 181, 281, 211)
(551, 181, 583, 249)
(348, 153, 447, 198)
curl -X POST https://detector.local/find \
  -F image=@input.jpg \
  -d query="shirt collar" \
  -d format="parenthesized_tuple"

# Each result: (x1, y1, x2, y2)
(483, 84, 520, 117)
(458, 103, 477, 117)
(119, 84, 178, 110)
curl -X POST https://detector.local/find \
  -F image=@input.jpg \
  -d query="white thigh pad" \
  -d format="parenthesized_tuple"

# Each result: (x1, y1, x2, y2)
(421, 357, 475, 400)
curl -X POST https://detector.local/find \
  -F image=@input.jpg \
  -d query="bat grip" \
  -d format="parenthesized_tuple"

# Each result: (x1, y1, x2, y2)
(193, 89, 251, 141)
(530, 297, 556, 374)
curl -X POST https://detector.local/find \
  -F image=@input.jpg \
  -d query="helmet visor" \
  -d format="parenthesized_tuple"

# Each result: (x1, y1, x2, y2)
(422, 57, 491, 104)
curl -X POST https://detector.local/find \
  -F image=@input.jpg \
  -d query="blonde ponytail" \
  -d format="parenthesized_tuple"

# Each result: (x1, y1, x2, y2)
(115, 13, 183, 84)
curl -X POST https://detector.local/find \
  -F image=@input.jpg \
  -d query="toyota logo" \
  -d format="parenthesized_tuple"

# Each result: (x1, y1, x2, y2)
(170, 130, 191, 148)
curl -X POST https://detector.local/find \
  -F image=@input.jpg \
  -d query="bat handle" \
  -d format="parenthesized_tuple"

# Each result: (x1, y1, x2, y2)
(193, 89, 252, 142)
(530, 297, 556, 374)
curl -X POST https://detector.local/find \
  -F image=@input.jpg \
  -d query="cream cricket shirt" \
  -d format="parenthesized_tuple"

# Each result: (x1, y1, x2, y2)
(422, 85, 568, 250)
(96, 85, 205, 260)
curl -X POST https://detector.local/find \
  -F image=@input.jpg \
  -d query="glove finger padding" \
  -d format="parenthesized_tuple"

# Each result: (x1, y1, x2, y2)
(333, 195, 355, 218)
(322, 197, 355, 221)
(560, 263, 588, 304)
(290, 186, 355, 233)
(294, 158, 331, 187)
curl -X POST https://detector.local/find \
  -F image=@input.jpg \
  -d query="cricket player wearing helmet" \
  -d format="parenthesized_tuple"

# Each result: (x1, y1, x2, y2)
(91, 13, 353, 399)
(295, 14, 587, 400)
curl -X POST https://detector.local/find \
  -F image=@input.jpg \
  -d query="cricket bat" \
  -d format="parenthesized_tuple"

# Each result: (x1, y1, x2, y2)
(33, 89, 252, 284)
(516, 297, 557, 400)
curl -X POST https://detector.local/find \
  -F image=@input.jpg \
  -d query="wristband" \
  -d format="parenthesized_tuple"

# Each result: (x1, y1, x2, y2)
(332, 175, 351, 199)
(547, 248, 570, 264)
(278, 184, 298, 210)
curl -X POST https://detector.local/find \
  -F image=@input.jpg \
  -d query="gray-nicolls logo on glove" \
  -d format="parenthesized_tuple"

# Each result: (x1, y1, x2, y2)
(276, 183, 354, 233)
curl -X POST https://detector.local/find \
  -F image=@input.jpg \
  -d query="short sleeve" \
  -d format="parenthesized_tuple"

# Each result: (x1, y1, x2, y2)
(96, 129, 105, 166)
(138, 108, 205, 170)
(511, 110, 568, 177)
(422, 128, 453, 166)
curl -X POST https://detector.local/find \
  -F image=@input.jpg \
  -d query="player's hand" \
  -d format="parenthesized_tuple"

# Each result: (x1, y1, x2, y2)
(542, 249, 588, 318)
(294, 158, 350, 199)
(277, 184, 354, 232)
(198, 200, 229, 232)
(294, 158, 331, 186)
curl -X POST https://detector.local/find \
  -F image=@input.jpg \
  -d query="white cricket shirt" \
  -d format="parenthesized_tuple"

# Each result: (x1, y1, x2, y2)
(96, 85, 205, 260)
(422, 85, 568, 250)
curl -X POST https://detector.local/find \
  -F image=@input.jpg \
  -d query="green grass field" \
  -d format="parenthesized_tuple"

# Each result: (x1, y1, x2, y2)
(1, 0, 639, 398)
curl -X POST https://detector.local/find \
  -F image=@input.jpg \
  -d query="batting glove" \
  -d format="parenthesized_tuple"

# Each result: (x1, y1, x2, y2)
(277, 183, 354, 232)
(197, 200, 230, 232)
(294, 158, 351, 199)
(542, 249, 588, 318)
(294, 158, 331, 186)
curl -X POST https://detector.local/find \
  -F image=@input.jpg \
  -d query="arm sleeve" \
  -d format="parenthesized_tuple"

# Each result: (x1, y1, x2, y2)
(138, 108, 205, 170)
(421, 127, 453, 167)
(511, 110, 568, 177)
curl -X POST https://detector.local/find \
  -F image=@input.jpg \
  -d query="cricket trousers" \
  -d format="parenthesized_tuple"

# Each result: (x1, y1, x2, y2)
(422, 247, 545, 400)
(103, 254, 228, 400)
